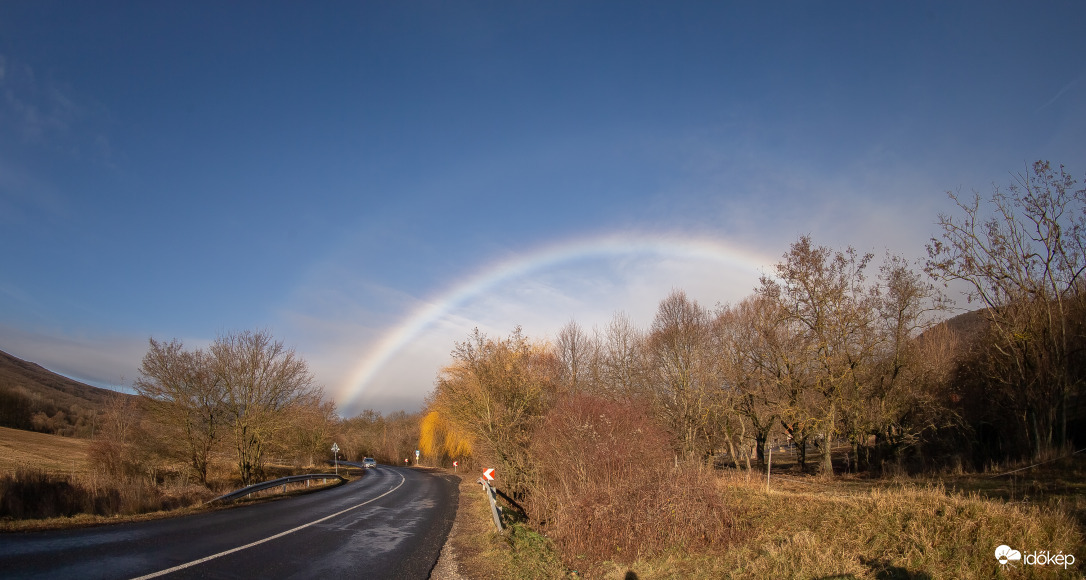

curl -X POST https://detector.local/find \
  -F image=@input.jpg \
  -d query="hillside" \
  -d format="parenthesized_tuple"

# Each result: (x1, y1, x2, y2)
(0, 426, 92, 476)
(0, 349, 134, 437)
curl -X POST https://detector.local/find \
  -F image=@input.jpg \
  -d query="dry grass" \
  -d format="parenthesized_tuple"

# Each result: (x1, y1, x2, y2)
(0, 468, 216, 530)
(932, 450, 1086, 534)
(588, 472, 1084, 579)
(444, 474, 568, 580)
(0, 426, 92, 477)
(0, 427, 356, 531)
(451, 463, 1083, 579)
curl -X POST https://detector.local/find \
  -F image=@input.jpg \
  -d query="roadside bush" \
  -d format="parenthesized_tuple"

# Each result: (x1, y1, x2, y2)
(88, 438, 141, 481)
(528, 394, 737, 568)
(0, 471, 111, 521)
(0, 469, 211, 521)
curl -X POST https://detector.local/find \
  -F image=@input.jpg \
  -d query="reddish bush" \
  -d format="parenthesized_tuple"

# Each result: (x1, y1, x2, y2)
(528, 394, 735, 566)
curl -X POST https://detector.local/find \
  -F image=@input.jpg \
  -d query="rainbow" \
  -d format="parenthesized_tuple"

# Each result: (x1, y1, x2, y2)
(335, 232, 775, 410)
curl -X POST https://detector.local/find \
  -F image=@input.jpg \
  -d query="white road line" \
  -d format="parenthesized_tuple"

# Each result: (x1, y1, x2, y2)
(130, 471, 407, 579)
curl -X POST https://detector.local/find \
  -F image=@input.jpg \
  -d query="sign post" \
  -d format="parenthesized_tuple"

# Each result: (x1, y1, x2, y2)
(331, 442, 340, 475)
(453, 460, 459, 473)
(415, 449, 420, 466)
(766, 444, 772, 492)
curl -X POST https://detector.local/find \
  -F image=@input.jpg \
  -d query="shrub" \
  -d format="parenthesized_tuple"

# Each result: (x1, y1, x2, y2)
(0, 469, 94, 519)
(528, 394, 737, 568)
(0, 468, 212, 521)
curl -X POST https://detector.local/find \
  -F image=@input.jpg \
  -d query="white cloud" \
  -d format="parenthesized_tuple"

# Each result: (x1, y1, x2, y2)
(0, 325, 148, 391)
(313, 245, 768, 416)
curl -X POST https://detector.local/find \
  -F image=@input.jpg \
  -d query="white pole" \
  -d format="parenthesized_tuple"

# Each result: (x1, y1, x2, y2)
(766, 444, 772, 492)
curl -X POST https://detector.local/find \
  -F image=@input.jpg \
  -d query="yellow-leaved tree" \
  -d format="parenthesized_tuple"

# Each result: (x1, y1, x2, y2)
(425, 327, 560, 495)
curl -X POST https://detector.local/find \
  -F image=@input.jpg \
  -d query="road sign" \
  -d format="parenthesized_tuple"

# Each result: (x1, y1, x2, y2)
(453, 461, 458, 467)
(483, 468, 495, 481)
(331, 443, 340, 453)
(415, 449, 420, 458)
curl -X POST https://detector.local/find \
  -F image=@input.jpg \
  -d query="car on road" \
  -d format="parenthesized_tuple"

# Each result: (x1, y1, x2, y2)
(362, 457, 377, 468)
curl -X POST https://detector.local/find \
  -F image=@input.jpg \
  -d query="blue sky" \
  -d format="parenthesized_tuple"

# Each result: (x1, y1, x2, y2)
(1, 2, 1083, 414)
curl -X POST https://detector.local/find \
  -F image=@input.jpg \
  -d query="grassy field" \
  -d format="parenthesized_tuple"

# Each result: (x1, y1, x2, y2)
(0, 427, 357, 531)
(446, 464, 1085, 579)
(627, 474, 1083, 579)
(0, 426, 92, 477)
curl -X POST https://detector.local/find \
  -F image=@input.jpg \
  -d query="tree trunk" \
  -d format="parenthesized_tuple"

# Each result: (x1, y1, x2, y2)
(821, 404, 835, 477)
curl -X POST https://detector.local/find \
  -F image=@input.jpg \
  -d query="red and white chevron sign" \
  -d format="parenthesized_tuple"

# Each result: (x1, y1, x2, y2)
(482, 468, 495, 481)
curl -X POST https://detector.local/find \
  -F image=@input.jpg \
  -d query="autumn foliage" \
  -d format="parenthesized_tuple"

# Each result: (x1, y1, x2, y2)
(528, 394, 734, 563)
(425, 329, 740, 568)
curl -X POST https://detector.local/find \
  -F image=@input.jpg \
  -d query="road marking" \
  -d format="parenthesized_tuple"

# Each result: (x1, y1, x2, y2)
(130, 471, 407, 579)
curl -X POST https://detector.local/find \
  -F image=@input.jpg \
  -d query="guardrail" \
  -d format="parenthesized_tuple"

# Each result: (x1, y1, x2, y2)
(477, 478, 504, 532)
(208, 473, 346, 504)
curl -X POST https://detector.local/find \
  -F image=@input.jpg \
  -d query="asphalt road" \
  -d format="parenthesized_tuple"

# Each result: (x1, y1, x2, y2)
(0, 465, 459, 579)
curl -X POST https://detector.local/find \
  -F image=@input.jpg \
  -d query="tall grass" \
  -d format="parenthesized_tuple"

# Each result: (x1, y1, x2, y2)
(596, 474, 1084, 579)
(0, 468, 211, 521)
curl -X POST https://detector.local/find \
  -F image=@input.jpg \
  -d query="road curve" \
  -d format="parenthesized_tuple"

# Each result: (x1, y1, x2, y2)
(0, 466, 459, 579)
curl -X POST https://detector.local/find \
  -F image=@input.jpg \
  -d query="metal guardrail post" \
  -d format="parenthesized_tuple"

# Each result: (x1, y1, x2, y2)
(478, 478, 504, 533)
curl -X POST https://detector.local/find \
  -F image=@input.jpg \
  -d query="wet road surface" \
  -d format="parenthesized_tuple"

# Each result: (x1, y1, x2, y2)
(0, 465, 459, 579)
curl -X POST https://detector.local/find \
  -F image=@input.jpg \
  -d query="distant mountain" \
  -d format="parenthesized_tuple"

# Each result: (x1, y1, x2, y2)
(940, 308, 990, 340)
(916, 308, 990, 348)
(0, 349, 134, 437)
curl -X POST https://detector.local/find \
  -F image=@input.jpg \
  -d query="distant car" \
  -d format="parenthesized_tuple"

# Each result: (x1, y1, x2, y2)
(362, 457, 377, 469)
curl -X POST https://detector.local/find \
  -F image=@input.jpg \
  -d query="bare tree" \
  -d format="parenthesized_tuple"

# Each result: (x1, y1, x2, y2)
(211, 330, 321, 485)
(927, 161, 1086, 458)
(337, 409, 417, 465)
(716, 295, 797, 469)
(382, 410, 422, 466)
(555, 319, 599, 394)
(863, 254, 951, 470)
(647, 290, 721, 461)
(599, 311, 649, 399)
(135, 338, 221, 486)
(713, 302, 756, 470)
(284, 398, 339, 467)
(339, 409, 384, 461)
(89, 393, 145, 480)
(759, 236, 878, 476)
